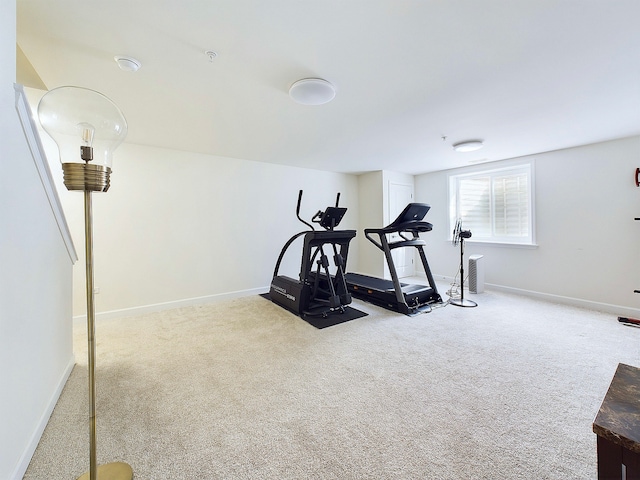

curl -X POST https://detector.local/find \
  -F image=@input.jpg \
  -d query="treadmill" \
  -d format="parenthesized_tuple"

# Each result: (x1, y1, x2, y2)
(345, 203, 442, 315)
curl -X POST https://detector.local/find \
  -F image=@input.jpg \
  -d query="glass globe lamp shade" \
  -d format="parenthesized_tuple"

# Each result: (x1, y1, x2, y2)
(37, 86, 128, 192)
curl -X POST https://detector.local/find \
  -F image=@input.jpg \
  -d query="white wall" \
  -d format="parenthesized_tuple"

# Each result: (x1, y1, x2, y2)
(0, 2, 75, 478)
(356, 171, 384, 277)
(48, 142, 359, 318)
(354, 171, 415, 278)
(416, 136, 640, 315)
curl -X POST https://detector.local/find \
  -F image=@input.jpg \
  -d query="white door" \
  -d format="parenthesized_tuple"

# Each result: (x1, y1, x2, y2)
(389, 182, 415, 278)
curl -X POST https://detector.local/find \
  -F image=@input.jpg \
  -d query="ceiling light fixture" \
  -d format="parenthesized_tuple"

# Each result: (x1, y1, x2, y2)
(453, 140, 484, 152)
(114, 55, 141, 72)
(289, 78, 336, 105)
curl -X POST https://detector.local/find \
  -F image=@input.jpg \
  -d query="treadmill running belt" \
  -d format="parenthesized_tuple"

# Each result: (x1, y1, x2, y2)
(345, 272, 438, 316)
(345, 273, 396, 292)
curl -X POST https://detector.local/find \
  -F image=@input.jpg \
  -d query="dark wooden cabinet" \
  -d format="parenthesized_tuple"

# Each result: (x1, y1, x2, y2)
(593, 364, 640, 479)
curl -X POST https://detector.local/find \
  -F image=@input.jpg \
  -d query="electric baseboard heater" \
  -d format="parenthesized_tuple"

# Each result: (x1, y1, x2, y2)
(468, 254, 484, 294)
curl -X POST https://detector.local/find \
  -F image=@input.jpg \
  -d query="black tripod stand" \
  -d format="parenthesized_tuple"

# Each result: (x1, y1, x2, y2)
(451, 220, 477, 308)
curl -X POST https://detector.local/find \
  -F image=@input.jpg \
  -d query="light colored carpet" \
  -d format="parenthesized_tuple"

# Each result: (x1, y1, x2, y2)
(24, 285, 640, 479)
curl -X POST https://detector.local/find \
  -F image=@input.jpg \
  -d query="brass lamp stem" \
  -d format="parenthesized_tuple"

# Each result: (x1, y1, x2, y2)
(69, 153, 132, 480)
(84, 189, 98, 480)
(76, 197, 134, 474)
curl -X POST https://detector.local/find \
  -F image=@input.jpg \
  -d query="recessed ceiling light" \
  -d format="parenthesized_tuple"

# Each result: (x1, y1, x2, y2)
(114, 56, 141, 72)
(453, 140, 484, 152)
(289, 78, 336, 105)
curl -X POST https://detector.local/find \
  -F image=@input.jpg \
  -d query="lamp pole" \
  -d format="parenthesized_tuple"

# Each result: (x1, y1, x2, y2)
(71, 164, 131, 480)
(85, 187, 97, 478)
(85, 187, 98, 480)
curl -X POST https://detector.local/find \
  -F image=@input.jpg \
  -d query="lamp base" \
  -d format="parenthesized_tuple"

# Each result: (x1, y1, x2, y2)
(450, 297, 478, 308)
(77, 462, 133, 480)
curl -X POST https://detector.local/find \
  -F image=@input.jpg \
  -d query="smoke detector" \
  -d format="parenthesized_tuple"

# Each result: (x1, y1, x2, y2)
(114, 56, 141, 72)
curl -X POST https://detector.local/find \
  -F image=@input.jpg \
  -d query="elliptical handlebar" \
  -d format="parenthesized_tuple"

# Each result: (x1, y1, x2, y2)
(296, 190, 315, 231)
(296, 189, 303, 216)
(296, 189, 347, 232)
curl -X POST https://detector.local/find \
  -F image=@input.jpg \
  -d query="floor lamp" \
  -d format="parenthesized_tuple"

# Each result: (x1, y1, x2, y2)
(38, 86, 133, 480)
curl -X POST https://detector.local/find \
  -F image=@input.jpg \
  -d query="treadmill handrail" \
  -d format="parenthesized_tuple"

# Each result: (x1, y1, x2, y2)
(364, 229, 383, 250)
(364, 229, 428, 252)
(365, 221, 433, 235)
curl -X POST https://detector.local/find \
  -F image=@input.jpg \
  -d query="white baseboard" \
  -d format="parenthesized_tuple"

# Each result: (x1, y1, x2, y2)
(11, 356, 75, 480)
(432, 273, 640, 318)
(74, 287, 269, 322)
(486, 283, 640, 318)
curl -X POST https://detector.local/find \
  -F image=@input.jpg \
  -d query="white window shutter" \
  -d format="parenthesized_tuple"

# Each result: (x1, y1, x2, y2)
(450, 162, 534, 245)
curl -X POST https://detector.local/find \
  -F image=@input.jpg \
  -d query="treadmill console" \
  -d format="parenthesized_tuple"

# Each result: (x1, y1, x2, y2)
(394, 203, 430, 224)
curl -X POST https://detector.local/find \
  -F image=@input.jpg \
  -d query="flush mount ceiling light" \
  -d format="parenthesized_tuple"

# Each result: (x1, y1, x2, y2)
(114, 55, 141, 72)
(289, 78, 336, 105)
(453, 140, 484, 152)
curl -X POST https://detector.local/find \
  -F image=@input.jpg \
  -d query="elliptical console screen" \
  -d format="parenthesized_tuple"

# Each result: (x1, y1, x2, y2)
(319, 207, 347, 229)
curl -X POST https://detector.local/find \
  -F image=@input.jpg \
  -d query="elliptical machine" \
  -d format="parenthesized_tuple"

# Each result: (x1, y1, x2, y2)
(269, 190, 356, 318)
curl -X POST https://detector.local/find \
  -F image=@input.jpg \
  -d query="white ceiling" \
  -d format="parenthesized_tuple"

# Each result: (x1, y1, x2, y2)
(16, 0, 640, 175)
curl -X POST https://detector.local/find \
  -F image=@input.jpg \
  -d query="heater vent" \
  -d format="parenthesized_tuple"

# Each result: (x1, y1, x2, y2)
(469, 254, 484, 294)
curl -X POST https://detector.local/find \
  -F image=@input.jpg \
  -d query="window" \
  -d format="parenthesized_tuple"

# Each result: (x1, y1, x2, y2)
(448, 162, 535, 245)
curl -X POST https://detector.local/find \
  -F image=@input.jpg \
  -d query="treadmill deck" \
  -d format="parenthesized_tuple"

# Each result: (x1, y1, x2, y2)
(345, 273, 433, 295)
